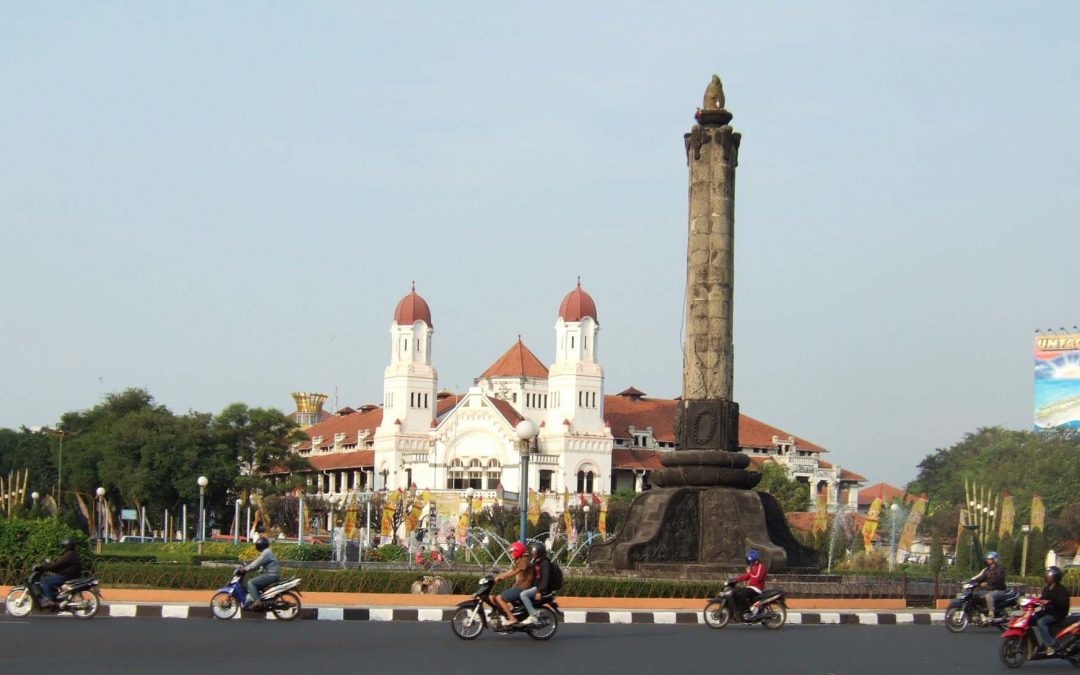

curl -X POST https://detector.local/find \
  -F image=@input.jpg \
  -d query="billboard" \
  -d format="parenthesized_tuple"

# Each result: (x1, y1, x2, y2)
(1034, 332, 1080, 429)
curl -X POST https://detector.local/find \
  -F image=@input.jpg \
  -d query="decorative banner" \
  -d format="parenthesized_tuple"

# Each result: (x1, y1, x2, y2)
(812, 494, 829, 535)
(527, 489, 542, 527)
(862, 496, 882, 552)
(597, 495, 608, 536)
(564, 507, 577, 548)
(494, 483, 504, 508)
(898, 494, 928, 553)
(380, 490, 400, 538)
(1034, 332, 1080, 429)
(956, 508, 971, 553)
(1031, 494, 1046, 532)
(999, 493, 1016, 539)
(406, 495, 424, 535)
(343, 503, 357, 539)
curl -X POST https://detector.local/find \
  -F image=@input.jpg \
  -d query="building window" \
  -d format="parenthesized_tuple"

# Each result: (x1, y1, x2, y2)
(424, 393, 429, 408)
(584, 336, 588, 350)
(447, 459, 466, 490)
(570, 336, 575, 349)
(486, 459, 501, 490)
(576, 469, 595, 494)
(405, 468, 412, 487)
(539, 470, 553, 492)
(468, 459, 484, 490)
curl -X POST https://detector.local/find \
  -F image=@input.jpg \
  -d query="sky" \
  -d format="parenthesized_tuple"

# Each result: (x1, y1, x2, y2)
(1, 2, 1077, 486)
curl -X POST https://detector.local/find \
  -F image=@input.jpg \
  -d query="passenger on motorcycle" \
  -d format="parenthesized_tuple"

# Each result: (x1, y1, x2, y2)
(35, 538, 82, 608)
(243, 537, 280, 608)
(1034, 566, 1070, 656)
(971, 551, 1007, 616)
(733, 550, 767, 619)
(493, 541, 533, 625)
(519, 542, 551, 626)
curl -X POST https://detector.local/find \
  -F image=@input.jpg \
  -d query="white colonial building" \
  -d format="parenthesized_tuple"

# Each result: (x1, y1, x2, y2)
(286, 282, 865, 511)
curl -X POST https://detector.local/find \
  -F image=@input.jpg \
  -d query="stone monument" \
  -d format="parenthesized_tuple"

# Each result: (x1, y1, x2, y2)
(589, 75, 816, 573)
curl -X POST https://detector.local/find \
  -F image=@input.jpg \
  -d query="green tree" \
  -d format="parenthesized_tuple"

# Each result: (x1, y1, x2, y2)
(928, 531, 945, 576)
(754, 461, 810, 512)
(955, 528, 975, 575)
(998, 533, 1016, 575)
(212, 403, 310, 500)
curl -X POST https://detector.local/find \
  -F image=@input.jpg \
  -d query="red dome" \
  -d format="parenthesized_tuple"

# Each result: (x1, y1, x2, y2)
(394, 283, 432, 326)
(558, 279, 598, 323)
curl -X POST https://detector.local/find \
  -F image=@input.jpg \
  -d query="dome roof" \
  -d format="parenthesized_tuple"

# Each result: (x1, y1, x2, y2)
(558, 278, 598, 323)
(394, 283, 432, 326)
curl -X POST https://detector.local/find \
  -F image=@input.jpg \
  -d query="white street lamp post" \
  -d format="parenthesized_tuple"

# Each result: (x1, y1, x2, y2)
(514, 420, 539, 544)
(197, 476, 208, 554)
(584, 504, 591, 545)
(889, 502, 900, 573)
(234, 498, 243, 545)
(95, 487, 105, 554)
(464, 486, 475, 563)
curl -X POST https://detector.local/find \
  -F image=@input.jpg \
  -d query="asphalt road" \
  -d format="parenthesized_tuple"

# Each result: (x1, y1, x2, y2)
(0, 618, 1019, 675)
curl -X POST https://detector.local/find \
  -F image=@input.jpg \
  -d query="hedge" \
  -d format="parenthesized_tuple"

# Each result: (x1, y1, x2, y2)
(0, 519, 90, 580)
(97, 541, 332, 563)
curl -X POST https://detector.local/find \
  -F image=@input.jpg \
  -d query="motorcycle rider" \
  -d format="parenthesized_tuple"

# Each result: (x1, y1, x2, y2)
(35, 537, 82, 608)
(242, 537, 280, 608)
(1034, 566, 1070, 656)
(733, 549, 767, 619)
(519, 541, 552, 626)
(971, 551, 1007, 617)
(492, 541, 533, 625)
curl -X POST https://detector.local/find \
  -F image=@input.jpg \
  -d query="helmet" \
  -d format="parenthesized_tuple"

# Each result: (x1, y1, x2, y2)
(254, 537, 270, 551)
(510, 541, 527, 559)
(1047, 566, 1063, 583)
(985, 551, 999, 562)
(60, 537, 76, 551)
(529, 541, 548, 559)
(745, 549, 761, 565)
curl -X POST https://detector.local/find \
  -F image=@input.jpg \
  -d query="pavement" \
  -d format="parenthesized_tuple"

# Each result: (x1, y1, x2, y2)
(0, 619, 1009, 675)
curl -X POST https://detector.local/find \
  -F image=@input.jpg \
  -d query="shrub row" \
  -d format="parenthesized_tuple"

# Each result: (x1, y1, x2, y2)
(98, 541, 332, 563)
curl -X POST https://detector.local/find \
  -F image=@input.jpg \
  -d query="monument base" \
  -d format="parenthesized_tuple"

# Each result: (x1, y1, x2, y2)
(588, 486, 818, 572)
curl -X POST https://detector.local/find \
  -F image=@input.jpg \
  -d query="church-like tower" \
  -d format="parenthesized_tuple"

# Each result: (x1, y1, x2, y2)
(547, 279, 605, 434)
(374, 284, 437, 489)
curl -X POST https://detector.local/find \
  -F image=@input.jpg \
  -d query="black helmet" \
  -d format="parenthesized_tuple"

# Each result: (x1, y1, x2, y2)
(60, 537, 76, 551)
(254, 537, 270, 551)
(528, 541, 547, 559)
(1047, 566, 1063, 583)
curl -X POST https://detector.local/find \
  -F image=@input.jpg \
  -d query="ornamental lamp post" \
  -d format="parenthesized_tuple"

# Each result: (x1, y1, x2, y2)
(234, 498, 243, 545)
(889, 502, 900, 573)
(95, 487, 105, 554)
(514, 419, 539, 544)
(464, 486, 475, 563)
(583, 504, 591, 545)
(197, 476, 208, 554)
(1021, 524, 1032, 577)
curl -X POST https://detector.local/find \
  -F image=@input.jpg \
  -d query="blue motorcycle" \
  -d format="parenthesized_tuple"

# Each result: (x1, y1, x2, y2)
(945, 580, 1018, 633)
(210, 567, 303, 621)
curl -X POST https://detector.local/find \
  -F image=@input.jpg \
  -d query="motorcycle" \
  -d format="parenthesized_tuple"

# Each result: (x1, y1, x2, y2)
(210, 567, 303, 621)
(703, 581, 787, 630)
(5, 568, 102, 619)
(450, 574, 561, 640)
(999, 596, 1080, 668)
(945, 581, 1020, 632)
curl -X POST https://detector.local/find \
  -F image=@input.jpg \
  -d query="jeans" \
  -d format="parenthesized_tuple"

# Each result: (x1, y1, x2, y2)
(500, 587, 523, 604)
(984, 590, 1005, 615)
(521, 586, 539, 617)
(1035, 613, 1060, 648)
(38, 574, 67, 602)
(246, 574, 279, 604)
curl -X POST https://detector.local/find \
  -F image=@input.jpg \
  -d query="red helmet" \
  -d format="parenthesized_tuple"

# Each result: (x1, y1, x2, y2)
(510, 541, 527, 559)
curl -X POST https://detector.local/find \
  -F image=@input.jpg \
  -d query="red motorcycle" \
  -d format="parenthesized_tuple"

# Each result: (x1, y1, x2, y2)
(999, 596, 1080, 668)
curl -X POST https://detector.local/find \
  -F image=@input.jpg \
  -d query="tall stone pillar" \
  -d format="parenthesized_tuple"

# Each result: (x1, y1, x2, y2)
(589, 75, 818, 572)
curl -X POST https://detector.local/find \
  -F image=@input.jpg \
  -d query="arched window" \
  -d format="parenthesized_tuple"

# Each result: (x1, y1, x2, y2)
(576, 469, 596, 494)
(447, 459, 466, 490)
(486, 459, 501, 490)
(468, 459, 484, 490)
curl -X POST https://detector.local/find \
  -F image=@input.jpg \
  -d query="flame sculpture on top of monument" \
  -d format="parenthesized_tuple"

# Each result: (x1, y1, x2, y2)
(590, 75, 817, 572)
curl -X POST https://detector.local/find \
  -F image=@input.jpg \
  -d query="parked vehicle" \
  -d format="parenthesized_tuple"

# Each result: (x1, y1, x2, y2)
(5, 569, 102, 619)
(450, 574, 561, 640)
(209, 568, 302, 621)
(945, 581, 1020, 632)
(999, 596, 1080, 668)
(703, 581, 787, 630)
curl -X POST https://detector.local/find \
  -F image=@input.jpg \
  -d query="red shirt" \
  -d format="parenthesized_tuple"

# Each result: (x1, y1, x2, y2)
(735, 561, 766, 592)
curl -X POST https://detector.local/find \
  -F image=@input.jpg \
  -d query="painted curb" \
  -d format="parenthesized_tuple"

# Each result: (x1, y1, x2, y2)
(2, 601, 946, 626)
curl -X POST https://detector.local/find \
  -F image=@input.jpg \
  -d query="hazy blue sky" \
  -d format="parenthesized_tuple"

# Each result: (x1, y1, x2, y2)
(2, 2, 1077, 485)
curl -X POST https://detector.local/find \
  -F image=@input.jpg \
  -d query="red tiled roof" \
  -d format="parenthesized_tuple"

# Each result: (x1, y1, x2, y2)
(817, 459, 867, 483)
(486, 397, 524, 427)
(559, 279, 598, 323)
(298, 406, 383, 451)
(617, 386, 646, 399)
(394, 283, 432, 326)
(785, 511, 869, 535)
(857, 482, 915, 506)
(307, 449, 374, 470)
(480, 339, 549, 379)
(603, 395, 826, 453)
(612, 448, 664, 470)
(437, 394, 464, 417)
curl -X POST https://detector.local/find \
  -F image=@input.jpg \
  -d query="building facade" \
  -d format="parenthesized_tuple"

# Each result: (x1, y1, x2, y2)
(288, 284, 865, 511)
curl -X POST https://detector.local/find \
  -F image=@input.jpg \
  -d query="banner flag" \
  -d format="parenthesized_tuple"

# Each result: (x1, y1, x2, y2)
(1031, 494, 1046, 531)
(862, 496, 882, 552)
(812, 494, 829, 534)
(898, 494, 928, 553)
(999, 493, 1015, 539)
(598, 496, 608, 536)
(527, 489, 542, 527)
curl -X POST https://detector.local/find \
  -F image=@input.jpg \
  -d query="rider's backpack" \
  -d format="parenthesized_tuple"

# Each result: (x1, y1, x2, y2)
(547, 561, 564, 592)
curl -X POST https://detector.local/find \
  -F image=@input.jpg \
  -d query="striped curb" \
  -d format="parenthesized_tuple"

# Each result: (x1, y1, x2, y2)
(2, 601, 946, 625)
